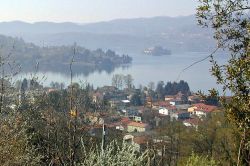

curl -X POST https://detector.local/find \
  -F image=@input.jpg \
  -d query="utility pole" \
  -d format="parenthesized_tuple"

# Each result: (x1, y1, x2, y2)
(0, 66, 4, 113)
(69, 45, 76, 166)
(101, 123, 106, 154)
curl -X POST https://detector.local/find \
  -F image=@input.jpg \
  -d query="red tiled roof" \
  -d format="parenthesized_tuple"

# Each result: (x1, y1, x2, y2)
(193, 103, 217, 112)
(183, 118, 200, 125)
(106, 117, 132, 128)
(127, 122, 148, 128)
(121, 117, 131, 124)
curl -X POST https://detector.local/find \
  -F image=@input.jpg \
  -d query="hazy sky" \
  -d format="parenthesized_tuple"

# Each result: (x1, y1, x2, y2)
(0, 0, 199, 23)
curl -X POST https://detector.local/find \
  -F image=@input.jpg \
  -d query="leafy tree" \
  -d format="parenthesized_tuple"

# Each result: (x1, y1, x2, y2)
(197, 0, 249, 164)
(204, 95, 219, 106)
(81, 141, 149, 166)
(0, 113, 43, 165)
(164, 81, 173, 95)
(21, 78, 28, 92)
(30, 78, 42, 90)
(148, 81, 155, 91)
(185, 153, 218, 166)
(112, 74, 124, 90)
(164, 80, 190, 96)
(191, 112, 239, 165)
(50, 81, 62, 89)
(177, 80, 190, 95)
(156, 81, 165, 99)
(123, 74, 134, 90)
(47, 90, 68, 112)
(130, 93, 142, 106)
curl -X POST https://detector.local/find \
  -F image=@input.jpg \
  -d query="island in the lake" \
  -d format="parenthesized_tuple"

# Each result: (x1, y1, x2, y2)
(143, 46, 171, 56)
(0, 35, 132, 75)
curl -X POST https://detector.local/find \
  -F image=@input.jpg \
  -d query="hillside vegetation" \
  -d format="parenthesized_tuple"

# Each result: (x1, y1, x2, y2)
(0, 35, 132, 74)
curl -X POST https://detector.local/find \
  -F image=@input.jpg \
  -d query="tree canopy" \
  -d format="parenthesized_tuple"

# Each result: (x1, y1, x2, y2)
(197, 0, 249, 164)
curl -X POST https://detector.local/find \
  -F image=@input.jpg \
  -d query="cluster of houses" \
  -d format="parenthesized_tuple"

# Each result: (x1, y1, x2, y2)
(17, 84, 218, 152)
(6, 79, 221, 153)
(83, 87, 219, 151)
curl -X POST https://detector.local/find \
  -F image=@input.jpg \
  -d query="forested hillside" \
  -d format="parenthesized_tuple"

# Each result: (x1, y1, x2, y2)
(0, 15, 215, 53)
(0, 35, 132, 74)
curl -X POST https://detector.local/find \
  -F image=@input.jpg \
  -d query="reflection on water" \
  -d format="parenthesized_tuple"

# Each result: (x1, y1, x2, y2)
(15, 52, 226, 93)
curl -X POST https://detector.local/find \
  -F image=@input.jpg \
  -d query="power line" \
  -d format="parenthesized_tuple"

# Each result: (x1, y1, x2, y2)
(176, 47, 220, 82)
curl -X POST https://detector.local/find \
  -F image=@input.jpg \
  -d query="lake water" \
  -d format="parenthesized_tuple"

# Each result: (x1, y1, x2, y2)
(16, 52, 226, 93)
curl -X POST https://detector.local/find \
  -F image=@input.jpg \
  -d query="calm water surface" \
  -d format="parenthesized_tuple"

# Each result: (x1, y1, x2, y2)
(16, 52, 225, 93)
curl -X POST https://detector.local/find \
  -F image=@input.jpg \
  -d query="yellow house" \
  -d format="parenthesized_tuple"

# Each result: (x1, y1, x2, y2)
(188, 106, 197, 114)
(127, 122, 149, 132)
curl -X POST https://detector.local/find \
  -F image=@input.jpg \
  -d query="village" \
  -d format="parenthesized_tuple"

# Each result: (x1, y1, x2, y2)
(7, 77, 220, 154)
(0, 76, 224, 164)
(87, 85, 219, 151)
(0, 0, 247, 164)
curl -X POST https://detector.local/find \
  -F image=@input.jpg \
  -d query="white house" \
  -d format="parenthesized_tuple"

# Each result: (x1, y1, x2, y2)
(170, 101, 176, 106)
(116, 125, 125, 131)
(188, 103, 217, 118)
(159, 107, 169, 115)
(183, 119, 199, 130)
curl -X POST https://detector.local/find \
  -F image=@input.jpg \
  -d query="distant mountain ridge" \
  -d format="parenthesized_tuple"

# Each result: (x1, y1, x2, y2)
(0, 15, 202, 35)
(0, 21, 84, 34)
(0, 15, 215, 53)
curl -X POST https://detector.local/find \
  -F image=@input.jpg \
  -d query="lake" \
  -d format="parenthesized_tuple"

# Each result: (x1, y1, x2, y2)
(16, 52, 226, 93)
